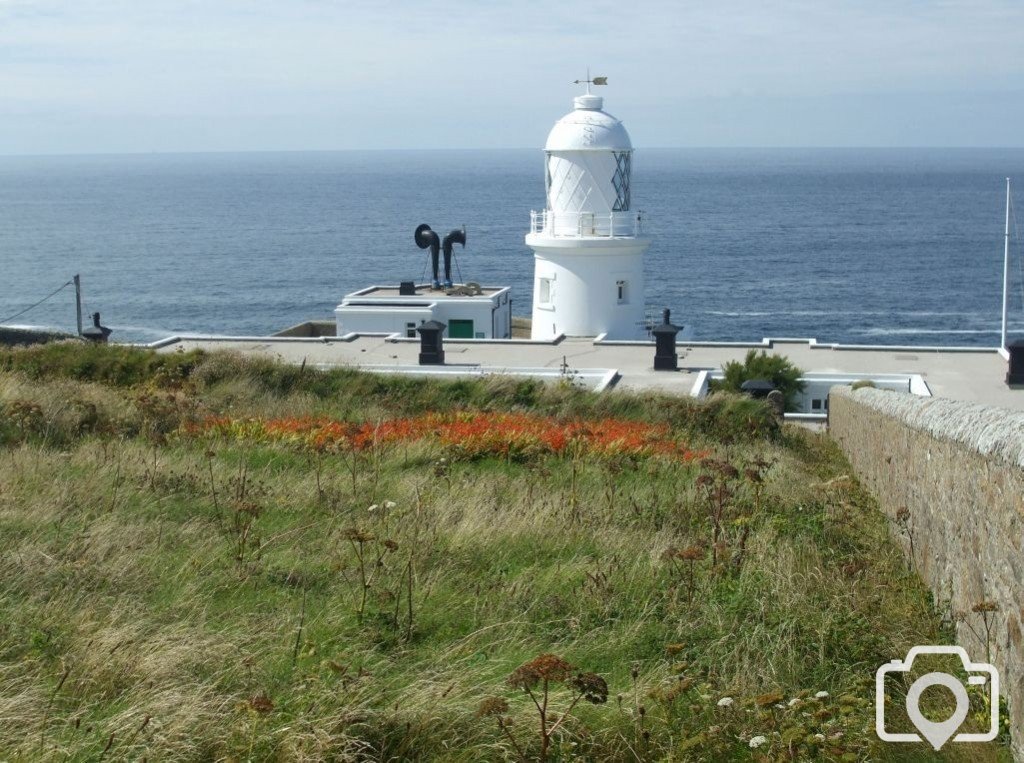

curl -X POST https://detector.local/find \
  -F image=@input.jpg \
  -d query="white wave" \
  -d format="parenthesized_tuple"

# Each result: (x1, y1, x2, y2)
(109, 324, 174, 332)
(1, 323, 65, 331)
(853, 328, 1010, 336)
(705, 310, 988, 318)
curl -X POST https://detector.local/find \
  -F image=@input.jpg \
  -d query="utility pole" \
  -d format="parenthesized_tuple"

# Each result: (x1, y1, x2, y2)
(73, 272, 81, 333)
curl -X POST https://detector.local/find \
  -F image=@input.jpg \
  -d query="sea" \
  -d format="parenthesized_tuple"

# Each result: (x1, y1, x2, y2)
(2, 148, 1023, 346)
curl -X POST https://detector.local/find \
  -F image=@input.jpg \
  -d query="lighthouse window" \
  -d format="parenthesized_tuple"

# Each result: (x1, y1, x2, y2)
(616, 280, 629, 304)
(612, 151, 631, 211)
(539, 278, 552, 305)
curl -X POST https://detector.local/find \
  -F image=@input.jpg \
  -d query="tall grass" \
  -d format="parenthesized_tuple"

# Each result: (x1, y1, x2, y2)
(0, 345, 1009, 761)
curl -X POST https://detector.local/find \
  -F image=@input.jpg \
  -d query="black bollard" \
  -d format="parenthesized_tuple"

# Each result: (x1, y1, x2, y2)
(416, 320, 447, 365)
(80, 312, 112, 343)
(1007, 339, 1024, 387)
(652, 308, 680, 371)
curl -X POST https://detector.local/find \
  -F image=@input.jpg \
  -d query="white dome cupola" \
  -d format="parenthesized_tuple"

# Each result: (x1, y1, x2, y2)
(545, 94, 633, 151)
(526, 79, 651, 341)
(542, 94, 634, 225)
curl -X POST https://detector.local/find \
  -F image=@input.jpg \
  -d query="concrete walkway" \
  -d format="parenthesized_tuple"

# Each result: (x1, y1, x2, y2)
(150, 334, 1023, 410)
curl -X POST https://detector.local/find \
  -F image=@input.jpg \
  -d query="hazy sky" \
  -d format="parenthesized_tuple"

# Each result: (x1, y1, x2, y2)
(2, 0, 1024, 154)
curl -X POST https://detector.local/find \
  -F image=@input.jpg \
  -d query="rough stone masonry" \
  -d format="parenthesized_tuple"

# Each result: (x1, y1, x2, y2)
(829, 385, 1024, 759)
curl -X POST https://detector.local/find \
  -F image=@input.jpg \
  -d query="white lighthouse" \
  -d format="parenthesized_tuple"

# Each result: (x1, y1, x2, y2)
(527, 82, 650, 340)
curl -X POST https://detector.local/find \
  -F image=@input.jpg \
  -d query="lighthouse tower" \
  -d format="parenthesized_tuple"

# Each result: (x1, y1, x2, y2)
(527, 84, 650, 340)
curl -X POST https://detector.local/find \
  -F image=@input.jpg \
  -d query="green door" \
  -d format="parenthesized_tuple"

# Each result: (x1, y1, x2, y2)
(448, 319, 474, 339)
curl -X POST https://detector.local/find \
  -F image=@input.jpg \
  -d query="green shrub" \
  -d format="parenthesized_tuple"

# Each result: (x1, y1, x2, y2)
(710, 350, 806, 411)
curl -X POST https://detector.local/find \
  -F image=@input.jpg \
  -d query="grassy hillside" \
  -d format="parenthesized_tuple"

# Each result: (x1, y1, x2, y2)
(0, 343, 1010, 761)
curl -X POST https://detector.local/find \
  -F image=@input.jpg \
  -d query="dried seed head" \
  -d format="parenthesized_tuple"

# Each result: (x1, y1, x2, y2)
(476, 696, 510, 718)
(569, 672, 609, 705)
(340, 527, 375, 543)
(720, 464, 740, 480)
(679, 545, 705, 562)
(249, 692, 274, 714)
(755, 691, 785, 708)
(508, 654, 574, 690)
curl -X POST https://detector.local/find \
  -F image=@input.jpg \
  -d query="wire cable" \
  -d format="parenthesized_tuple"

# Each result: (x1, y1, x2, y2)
(0, 280, 73, 325)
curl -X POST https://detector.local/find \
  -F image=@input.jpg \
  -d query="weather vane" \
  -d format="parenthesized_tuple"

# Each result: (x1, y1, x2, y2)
(572, 68, 608, 90)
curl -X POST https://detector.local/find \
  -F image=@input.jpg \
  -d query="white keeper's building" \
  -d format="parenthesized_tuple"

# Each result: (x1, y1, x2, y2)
(335, 284, 512, 339)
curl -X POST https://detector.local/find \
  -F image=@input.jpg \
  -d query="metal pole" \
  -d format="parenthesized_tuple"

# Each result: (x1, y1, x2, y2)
(1002, 178, 1011, 352)
(73, 274, 82, 336)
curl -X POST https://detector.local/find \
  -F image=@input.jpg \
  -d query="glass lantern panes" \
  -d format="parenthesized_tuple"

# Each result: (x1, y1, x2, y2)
(612, 151, 631, 211)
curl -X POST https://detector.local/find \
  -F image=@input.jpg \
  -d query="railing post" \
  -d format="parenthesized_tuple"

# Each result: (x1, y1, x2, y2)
(609, 212, 614, 237)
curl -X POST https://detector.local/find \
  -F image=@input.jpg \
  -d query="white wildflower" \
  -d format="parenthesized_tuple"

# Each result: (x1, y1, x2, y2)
(368, 504, 379, 512)
(814, 691, 829, 699)
(787, 697, 801, 707)
(814, 733, 825, 740)
(717, 697, 734, 707)
(749, 735, 767, 748)
(384, 500, 397, 509)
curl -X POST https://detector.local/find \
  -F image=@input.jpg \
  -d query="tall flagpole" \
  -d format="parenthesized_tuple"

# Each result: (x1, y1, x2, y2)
(1002, 178, 1011, 352)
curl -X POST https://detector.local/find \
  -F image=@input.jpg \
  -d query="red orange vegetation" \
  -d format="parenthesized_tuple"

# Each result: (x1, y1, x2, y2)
(182, 412, 708, 462)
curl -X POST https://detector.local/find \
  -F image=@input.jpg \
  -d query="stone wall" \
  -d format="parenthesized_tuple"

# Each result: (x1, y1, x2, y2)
(829, 385, 1024, 757)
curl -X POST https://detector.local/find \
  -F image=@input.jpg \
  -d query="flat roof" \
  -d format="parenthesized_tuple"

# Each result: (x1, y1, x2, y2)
(148, 334, 1024, 411)
(347, 284, 508, 299)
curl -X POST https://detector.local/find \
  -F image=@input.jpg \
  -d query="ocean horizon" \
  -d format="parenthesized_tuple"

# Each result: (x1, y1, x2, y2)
(2, 146, 1023, 346)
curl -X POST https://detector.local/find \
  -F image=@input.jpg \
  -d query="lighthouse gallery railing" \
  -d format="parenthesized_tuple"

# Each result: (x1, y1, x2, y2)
(529, 210, 643, 238)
